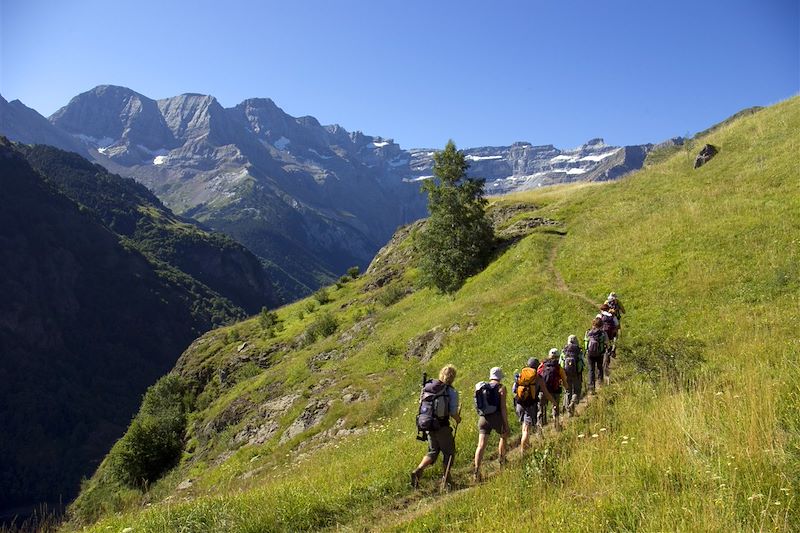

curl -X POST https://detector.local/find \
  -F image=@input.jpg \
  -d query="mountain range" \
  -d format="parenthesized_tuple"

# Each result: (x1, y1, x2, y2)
(1, 87, 656, 300)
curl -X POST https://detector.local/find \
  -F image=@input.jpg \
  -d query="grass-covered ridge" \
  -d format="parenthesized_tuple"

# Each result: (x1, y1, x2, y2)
(67, 96, 799, 532)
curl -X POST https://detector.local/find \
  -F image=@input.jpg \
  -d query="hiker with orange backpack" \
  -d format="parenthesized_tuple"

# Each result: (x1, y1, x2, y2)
(411, 364, 461, 489)
(473, 367, 510, 482)
(513, 357, 556, 454)
(537, 349, 568, 431)
(585, 317, 609, 393)
(560, 335, 585, 416)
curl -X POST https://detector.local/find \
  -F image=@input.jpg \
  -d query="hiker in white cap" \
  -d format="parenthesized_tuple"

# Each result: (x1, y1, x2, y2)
(537, 348, 568, 431)
(605, 292, 626, 321)
(472, 366, 509, 482)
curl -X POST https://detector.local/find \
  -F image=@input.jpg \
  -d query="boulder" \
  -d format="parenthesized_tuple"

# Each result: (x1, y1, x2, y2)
(694, 144, 718, 169)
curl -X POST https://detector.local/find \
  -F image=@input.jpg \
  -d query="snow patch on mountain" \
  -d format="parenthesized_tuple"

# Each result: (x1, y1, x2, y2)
(579, 149, 620, 162)
(466, 154, 503, 161)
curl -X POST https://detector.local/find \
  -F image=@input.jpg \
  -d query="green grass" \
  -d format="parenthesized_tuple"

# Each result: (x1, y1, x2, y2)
(65, 96, 799, 532)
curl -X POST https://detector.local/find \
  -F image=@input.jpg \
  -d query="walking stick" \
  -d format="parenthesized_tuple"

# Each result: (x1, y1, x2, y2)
(440, 407, 461, 492)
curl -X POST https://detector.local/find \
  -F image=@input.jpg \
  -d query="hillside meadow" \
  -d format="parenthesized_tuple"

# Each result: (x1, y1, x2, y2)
(62, 96, 798, 532)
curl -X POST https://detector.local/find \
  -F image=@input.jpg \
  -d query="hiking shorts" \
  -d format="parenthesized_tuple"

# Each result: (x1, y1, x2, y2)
(515, 402, 537, 426)
(425, 425, 455, 463)
(478, 411, 506, 435)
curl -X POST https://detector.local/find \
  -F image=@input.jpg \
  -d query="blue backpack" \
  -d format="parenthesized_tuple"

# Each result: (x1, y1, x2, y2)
(474, 381, 501, 416)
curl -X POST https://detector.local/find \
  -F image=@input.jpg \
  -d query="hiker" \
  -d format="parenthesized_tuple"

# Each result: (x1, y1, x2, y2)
(585, 317, 609, 393)
(597, 303, 619, 343)
(606, 292, 626, 321)
(411, 364, 461, 488)
(537, 349, 568, 431)
(560, 335, 585, 416)
(513, 358, 556, 454)
(473, 367, 510, 481)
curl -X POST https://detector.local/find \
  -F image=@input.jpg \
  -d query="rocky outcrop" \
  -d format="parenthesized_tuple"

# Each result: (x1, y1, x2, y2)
(694, 144, 718, 169)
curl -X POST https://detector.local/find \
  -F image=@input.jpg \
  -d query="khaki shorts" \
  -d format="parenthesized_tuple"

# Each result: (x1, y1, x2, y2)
(425, 425, 455, 463)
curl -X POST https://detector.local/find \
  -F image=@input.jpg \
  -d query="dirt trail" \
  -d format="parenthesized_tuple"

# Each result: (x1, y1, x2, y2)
(547, 237, 599, 309)
(343, 237, 608, 531)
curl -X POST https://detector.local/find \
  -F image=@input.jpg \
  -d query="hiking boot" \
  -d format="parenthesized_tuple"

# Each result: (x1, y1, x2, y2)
(498, 455, 507, 467)
(410, 470, 420, 489)
(472, 467, 481, 483)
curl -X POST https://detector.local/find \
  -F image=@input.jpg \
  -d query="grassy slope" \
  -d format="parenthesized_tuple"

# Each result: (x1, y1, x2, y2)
(70, 96, 798, 532)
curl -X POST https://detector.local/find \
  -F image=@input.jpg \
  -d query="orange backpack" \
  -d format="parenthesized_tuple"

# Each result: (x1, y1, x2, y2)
(515, 367, 537, 406)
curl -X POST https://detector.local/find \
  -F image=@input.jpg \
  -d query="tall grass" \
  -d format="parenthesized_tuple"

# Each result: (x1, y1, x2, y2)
(68, 96, 799, 532)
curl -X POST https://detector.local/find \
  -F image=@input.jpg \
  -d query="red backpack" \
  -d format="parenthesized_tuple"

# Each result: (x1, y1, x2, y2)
(538, 359, 562, 394)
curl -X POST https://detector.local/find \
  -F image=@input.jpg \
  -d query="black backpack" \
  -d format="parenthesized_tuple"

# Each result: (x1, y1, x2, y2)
(474, 381, 501, 416)
(416, 379, 450, 432)
(586, 329, 604, 360)
(563, 347, 579, 380)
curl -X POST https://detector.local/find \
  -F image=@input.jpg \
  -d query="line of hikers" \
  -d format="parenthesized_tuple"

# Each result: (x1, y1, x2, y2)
(410, 292, 626, 488)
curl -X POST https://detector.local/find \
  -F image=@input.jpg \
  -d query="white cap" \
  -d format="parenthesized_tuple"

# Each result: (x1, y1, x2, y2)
(548, 348, 559, 358)
(608, 292, 617, 299)
(489, 366, 504, 381)
(568, 334, 578, 344)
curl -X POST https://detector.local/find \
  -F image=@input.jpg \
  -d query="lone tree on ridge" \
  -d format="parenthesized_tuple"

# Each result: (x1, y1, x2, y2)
(416, 140, 494, 293)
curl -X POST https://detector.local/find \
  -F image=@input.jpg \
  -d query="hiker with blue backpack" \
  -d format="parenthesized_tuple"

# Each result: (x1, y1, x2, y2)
(537, 349, 568, 431)
(411, 364, 461, 489)
(560, 335, 585, 416)
(513, 358, 556, 454)
(472, 367, 510, 482)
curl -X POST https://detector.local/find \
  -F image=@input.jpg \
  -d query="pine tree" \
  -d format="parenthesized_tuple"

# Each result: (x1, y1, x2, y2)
(416, 140, 494, 293)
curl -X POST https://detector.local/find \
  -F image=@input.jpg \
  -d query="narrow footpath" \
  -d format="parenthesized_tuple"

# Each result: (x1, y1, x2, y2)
(341, 236, 612, 531)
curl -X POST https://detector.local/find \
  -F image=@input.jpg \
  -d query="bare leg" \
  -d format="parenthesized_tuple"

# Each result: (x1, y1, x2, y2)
(498, 435, 507, 464)
(520, 423, 531, 454)
(415, 455, 434, 472)
(473, 433, 487, 479)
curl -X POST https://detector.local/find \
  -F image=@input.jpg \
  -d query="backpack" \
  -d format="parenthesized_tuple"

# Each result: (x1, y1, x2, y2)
(562, 348, 579, 380)
(474, 381, 501, 416)
(514, 367, 538, 407)
(586, 329, 604, 360)
(538, 359, 562, 394)
(416, 379, 450, 432)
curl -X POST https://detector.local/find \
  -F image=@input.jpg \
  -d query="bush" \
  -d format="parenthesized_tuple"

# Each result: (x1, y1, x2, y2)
(313, 288, 331, 305)
(336, 276, 350, 289)
(107, 374, 188, 488)
(377, 284, 407, 307)
(304, 311, 338, 345)
(346, 266, 360, 279)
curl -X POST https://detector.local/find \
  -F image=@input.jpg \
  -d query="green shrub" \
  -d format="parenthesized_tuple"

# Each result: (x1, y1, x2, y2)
(377, 284, 407, 307)
(313, 288, 331, 305)
(107, 375, 188, 488)
(346, 266, 361, 279)
(304, 311, 338, 345)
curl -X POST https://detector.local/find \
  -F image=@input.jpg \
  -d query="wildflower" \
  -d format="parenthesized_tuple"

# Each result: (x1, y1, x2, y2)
(592, 434, 599, 438)
(600, 427, 607, 432)
(577, 433, 585, 438)
(747, 493, 764, 501)
(621, 441, 629, 445)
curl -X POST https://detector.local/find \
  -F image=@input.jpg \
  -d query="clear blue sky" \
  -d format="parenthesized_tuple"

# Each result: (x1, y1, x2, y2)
(1, 0, 797, 149)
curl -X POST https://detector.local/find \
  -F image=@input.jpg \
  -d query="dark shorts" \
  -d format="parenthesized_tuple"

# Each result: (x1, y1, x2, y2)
(425, 425, 455, 463)
(515, 402, 537, 426)
(478, 411, 506, 435)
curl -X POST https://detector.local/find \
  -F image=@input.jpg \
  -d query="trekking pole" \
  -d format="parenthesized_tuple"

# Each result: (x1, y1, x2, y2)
(440, 407, 461, 493)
